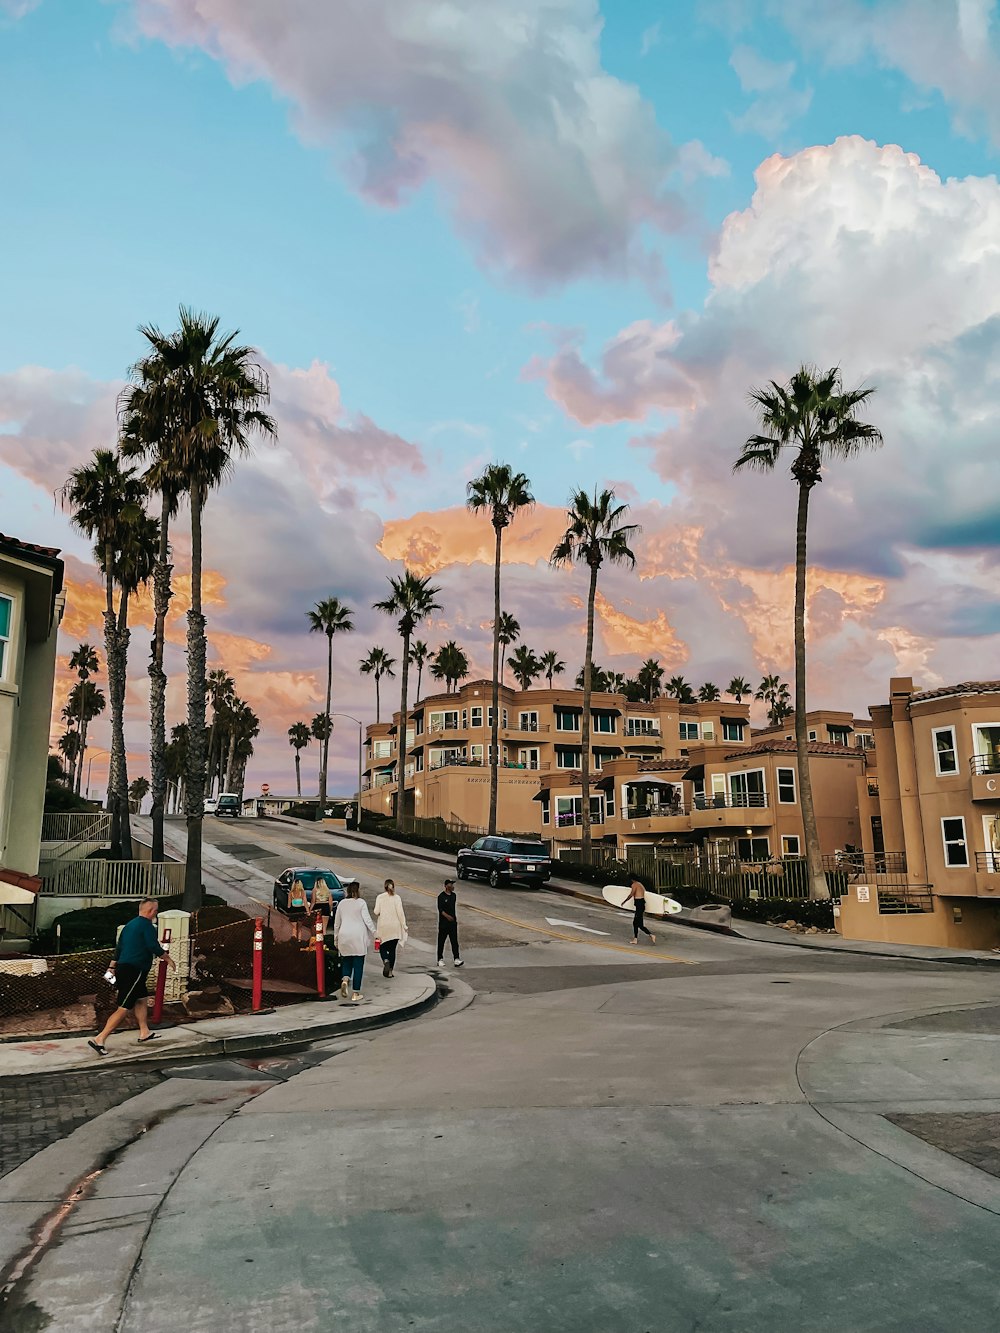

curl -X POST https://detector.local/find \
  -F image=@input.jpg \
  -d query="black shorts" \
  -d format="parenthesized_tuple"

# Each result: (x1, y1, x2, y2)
(314, 902, 332, 919)
(114, 963, 148, 1010)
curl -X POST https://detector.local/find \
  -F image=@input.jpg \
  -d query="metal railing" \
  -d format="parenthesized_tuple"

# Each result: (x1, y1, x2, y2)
(692, 792, 768, 810)
(831, 850, 907, 879)
(555, 812, 605, 828)
(970, 754, 1000, 776)
(507, 722, 551, 734)
(624, 726, 661, 738)
(975, 852, 1000, 873)
(624, 804, 687, 820)
(877, 885, 933, 914)
(39, 860, 186, 898)
(40, 812, 112, 844)
(428, 719, 464, 732)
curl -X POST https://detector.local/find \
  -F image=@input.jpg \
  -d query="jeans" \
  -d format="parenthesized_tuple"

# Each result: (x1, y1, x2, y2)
(379, 938, 398, 970)
(437, 920, 460, 961)
(341, 955, 365, 992)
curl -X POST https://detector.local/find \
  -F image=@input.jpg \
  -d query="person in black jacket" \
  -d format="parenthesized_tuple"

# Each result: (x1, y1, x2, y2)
(436, 879, 464, 968)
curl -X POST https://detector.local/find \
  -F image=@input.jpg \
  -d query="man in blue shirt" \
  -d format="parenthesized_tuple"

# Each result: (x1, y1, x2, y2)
(89, 899, 175, 1056)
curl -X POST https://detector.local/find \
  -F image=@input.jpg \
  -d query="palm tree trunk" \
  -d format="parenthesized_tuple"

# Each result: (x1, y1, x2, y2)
(183, 489, 207, 911)
(225, 727, 238, 792)
(416, 660, 423, 702)
(489, 524, 502, 835)
(149, 499, 171, 862)
(318, 634, 333, 819)
(116, 589, 134, 859)
(396, 631, 410, 832)
(294, 750, 302, 798)
(76, 670, 87, 792)
(580, 561, 599, 860)
(100, 534, 126, 859)
(375, 673, 381, 725)
(793, 483, 827, 900)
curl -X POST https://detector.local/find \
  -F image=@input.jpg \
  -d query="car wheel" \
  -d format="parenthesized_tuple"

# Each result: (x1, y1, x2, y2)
(488, 868, 500, 888)
(457, 863, 468, 880)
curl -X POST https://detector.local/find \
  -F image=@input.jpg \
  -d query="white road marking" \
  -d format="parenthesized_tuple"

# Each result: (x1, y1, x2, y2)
(544, 917, 610, 936)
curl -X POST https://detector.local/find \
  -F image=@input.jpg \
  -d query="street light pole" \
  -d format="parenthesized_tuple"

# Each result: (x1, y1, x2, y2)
(85, 747, 111, 800)
(330, 713, 364, 829)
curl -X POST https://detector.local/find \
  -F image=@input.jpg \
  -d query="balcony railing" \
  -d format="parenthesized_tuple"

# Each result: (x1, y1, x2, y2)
(428, 756, 551, 772)
(428, 719, 464, 733)
(830, 850, 907, 878)
(970, 754, 1000, 776)
(624, 726, 661, 738)
(693, 792, 768, 810)
(976, 851, 1000, 872)
(507, 721, 551, 734)
(555, 812, 605, 828)
(624, 803, 688, 820)
(40, 812, 112, 844)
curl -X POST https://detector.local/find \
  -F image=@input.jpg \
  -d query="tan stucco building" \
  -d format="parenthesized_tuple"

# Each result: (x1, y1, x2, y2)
(842, 677, 1000, 950)
(0, 535, 65, 936)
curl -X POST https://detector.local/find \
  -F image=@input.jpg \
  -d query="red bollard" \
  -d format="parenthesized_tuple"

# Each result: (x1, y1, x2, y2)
(314, 911, 326, 999)
(252, 917, 264, 1012)
(151, 927, 172, 1024)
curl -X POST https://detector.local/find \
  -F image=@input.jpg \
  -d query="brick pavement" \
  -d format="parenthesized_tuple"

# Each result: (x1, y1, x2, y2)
(0, 1067, 162, 1177)
(887, 1112, 1000, 1178)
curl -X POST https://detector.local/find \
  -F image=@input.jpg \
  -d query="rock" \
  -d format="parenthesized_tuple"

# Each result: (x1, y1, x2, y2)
(785, 919, 797, 928)
(806, 926, 819, 935)
(182, 988, 235, 1018)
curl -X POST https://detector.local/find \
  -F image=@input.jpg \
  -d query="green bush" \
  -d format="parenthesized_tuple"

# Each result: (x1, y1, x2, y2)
(666, 887, 834, 929)
(33, 893, 229, 954)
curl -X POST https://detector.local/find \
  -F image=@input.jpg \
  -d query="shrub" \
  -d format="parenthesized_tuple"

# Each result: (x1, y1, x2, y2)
(33, 893, 229, 954)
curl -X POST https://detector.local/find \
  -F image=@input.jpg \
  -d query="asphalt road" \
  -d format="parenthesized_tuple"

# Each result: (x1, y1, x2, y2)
(5, 817, 1000, 1331)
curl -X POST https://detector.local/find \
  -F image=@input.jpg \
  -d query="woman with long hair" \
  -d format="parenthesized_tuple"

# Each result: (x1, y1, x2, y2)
(374, 877, 407, 978)
(333, 882, 375, 1003)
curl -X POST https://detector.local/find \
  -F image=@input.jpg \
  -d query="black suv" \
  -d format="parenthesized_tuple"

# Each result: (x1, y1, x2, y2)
(456, 837, 552, 888)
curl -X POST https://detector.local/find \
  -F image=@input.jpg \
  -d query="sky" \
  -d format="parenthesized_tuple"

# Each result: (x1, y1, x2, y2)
(2, 0, 1000, 797)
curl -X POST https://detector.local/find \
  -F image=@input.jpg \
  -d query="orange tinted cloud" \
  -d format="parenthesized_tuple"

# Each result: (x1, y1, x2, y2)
(62, 562, 229, 640)
(379, 504, 567, 575)
(594, 591, 687, 664)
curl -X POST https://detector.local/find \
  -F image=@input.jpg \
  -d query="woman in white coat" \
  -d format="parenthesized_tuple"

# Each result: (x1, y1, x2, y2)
(333, 883, 375, 1003)
(374, 878, 407, 979)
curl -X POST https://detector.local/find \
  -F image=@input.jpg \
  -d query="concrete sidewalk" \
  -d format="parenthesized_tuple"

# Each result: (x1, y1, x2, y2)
(0, 970, 438, 1078)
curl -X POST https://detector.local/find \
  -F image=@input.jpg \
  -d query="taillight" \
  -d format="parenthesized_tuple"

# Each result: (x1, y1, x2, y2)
(505, 856, 511, 863)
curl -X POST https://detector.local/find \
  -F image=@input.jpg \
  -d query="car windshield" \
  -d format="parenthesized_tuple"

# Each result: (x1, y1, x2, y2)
(510, 842, 547, 857)
(298, 871, 342, 891)
(218, 796, 238, 808)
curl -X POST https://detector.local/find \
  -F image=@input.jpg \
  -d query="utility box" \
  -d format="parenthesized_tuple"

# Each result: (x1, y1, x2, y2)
(156, 910, 191, 1002)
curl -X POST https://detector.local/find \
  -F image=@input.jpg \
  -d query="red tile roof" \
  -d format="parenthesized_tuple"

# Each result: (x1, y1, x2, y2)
(727, 739, 862, 760)
(910, 681, 1000, 703)
(0, 533, 61, 561)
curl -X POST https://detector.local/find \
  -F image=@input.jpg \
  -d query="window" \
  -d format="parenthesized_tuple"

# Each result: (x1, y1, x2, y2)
(626, 717, 657, 736)
(679, 721, 699, 741)
(781, 835, 801, 857)
(722, 719, 745, 742)
(736, 835, 770, 861)
(555, 795, 603, 826)
(469, 744, 484, 765)
(519, 711, 539, 731)
(972, 724, 1000, 775)
(461, 710, 467, 728)
(933, 727, 958, 776)
(556, 748, 582, 769)
(729, 769, 766, 807)
(540, 793, 550, 826)
(487, 707, 508, 728)
(555, 709, 581, 732)
(808, 730, 817, 741)
(777, 768, 796, 804)
(0, 595, 9, 677)
(942, 817, 968, 867)
(604, 784, 615, 817)
(429, 710, 459, 732)
(374, 740, 392, 759)
(855, 732, 875, 750)
(701, 723, 714, 741)
(828, 726, 850, 746)
(591, 712, 616, 733)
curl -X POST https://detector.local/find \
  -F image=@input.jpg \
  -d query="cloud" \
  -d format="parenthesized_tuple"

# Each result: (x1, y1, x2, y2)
(379, 504, 568, 576)
(124, 0, 706, 289)
(640, 21, 662, 56)
(729, 43, 812, 137)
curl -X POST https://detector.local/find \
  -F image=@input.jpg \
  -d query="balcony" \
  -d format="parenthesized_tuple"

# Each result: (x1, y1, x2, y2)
(975, 851, 1000, 897)
(427, 756, 551, 772)
(970, 754, 1000, 801)
(624, 726, 661, 739)
(623, 803, 688, 822)
(554, 811, 605, 828)
(504, 721, 551, 735)
(428, 719, 466, 734)
(690, 792, 771, 830)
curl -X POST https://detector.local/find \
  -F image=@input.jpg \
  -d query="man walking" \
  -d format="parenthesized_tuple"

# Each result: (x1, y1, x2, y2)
(622, 876, 656, 946)
(88, 899, 175, 1055)
(437, 878, 464, 968)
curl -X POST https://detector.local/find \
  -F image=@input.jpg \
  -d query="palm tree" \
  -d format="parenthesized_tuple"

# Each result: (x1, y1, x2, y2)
(128, 776, 150, 812)
(165, 723, 188, 814)
(622, 677, 645, 703)
(127, 307, 275, 907)
(727, 676, 752, 703)
(539, 650, 565, 689)
(606, 671, 627, 693)
(205, 669, 236, 796)
(467, 464, 534, 835)
(374, 571, 442, 831)
(431, 641, 470, 694)
(575, 663, 611, 691)
(509, 645, 542, 690)
(551, 489, 639, 859)
(756, 675, 791, 727)
(61, 449, 150, 859)
(665, 675, 695, 703)
(408, 640, 430, 703)
(768, 685, 793, 727)
(68, 644, 99, 792)
(698, 682, 721, 702)
(637, 658, 664, 703)
(496, 612, 520, 684)
(308, 598, 355, 819)
(58, 729, 83, 778)
(66, 679, 105, 796)
(735, 365, 882, 899)
(225, 700, 259, 794)
(288, 722, 310, 798)
(359, 646, 396, 723)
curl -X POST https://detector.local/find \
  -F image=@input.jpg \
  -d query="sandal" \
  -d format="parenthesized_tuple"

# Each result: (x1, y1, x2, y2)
(137, 1032, 161, 1043)
(88, 1040, 108, 1057)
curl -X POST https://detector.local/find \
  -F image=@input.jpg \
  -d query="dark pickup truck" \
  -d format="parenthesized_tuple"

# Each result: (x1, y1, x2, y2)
(456, 836, 552, 888)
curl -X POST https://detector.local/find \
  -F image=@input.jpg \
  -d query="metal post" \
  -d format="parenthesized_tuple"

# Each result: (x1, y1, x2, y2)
(314, 911, 326, 999)
(151, 927, 172, 1023)
(252, 917, 264, 1012)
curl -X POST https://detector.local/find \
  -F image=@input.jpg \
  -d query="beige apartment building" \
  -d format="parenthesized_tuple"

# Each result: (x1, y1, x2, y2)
(0, 535, 65, 937)
(843, 677, 1000, 949)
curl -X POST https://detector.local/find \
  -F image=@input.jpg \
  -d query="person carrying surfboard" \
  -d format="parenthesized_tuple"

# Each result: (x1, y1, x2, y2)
(622, 877, 656, 946)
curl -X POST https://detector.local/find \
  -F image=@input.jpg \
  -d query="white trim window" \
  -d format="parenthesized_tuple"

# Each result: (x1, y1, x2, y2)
(519, 711, 539, 732)
(0, 594, 10, 678)
(556, 747, 582, 769)
(555, 709, 581, 732)
(591, 712, 616, 734)
(781, 835, 801, 857)
(777, 767, 796, 804)
(471, 706, 483, 728)
(722, 719, 745, 742)
(679, 721, 699, 741)
(373, 739, 393, 759)
(941, 816, 969, 868)
(933, 726, 958, 776)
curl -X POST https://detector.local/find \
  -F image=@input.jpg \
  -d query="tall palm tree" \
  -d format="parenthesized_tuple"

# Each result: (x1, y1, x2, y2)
(408, 640, 430, 703)
(308, 598, 355, 818)
(551, 489, 639, 859)
(359, 646, 396, 723)
(431, 641, 470, 694)
(61, 449, 150, 858)
(58, 729, 83, 778)
(467, 464, 534, 836)
(225, 699, 259, 793)
(509, 645, 542, 690)
(698, 682, 721, 702)
(288, 721, 310, 798)
(606, 671, 627, 694)
(497, 613, 520, 685)
(205, 669, 237, 796)
(665, 675, 696, 703)
(165, 723, 188, 814)
(637, 658, 664, 703)
(374, 571, 442, 831)
(756, 675, 791, 727)
(735, 365, 882, 899)
(575, 663, 611, 691)
(727, 676, 752, 703)
(128, 776, 150, 812)
(66, 679, 105, 796)
(539, 650, 565, 689)
(127, 308, 276, 908)
(68, 644, 99, 793)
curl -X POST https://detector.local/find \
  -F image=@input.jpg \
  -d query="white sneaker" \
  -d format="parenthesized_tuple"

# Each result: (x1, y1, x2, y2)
(351, 992, 362, 1004)
(340, 979, 350, 998)
(437, 959, 445, 967)
(454, 959, 465, 968)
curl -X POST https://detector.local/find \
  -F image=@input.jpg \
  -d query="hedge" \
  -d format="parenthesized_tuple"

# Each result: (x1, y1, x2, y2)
(33, 893, 230, 954)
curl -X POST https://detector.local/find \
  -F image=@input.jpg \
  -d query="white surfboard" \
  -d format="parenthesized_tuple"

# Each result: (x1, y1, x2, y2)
(602, 884, 683, 918)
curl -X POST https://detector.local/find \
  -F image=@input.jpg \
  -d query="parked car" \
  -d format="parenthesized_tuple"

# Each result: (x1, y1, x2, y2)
(214, 793, 241, 819)
(204, 796, 219, 815)
(456, 836, 552, 888)
(272, 866, 357, 915)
